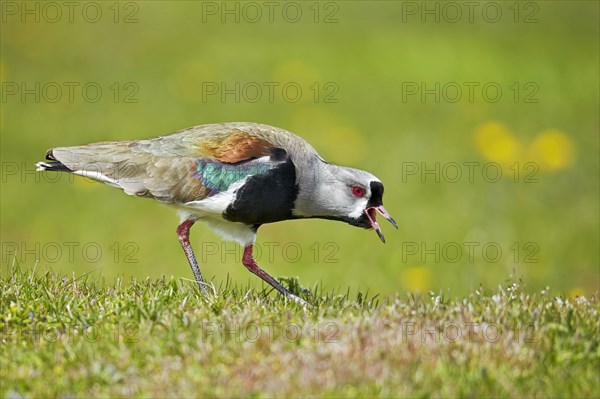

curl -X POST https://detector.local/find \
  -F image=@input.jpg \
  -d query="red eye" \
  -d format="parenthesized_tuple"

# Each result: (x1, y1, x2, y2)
(351, 185, 365, 197)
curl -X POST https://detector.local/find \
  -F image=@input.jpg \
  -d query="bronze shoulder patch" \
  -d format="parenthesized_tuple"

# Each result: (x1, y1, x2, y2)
(199, 130, 272, 163)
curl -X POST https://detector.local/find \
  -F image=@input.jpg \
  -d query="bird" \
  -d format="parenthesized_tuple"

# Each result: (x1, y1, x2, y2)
(36, 122, 396, 305)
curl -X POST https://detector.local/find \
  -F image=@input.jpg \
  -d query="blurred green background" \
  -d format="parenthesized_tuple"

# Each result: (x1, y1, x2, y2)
(1, 1, 598, 297)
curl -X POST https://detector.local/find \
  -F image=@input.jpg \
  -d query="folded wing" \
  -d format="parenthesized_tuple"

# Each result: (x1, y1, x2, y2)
(38, 123, 291, 205)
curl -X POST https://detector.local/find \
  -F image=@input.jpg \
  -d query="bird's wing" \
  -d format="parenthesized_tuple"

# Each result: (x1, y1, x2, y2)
(137, 122, 316, 162)
(46, 123, 304, 204)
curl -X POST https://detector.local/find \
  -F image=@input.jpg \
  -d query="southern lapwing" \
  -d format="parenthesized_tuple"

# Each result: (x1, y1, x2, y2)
(36, 122, 396, 305)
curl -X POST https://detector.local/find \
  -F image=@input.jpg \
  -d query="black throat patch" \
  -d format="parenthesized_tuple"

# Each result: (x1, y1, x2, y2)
(223, 155, 299, 226)
(368, 181, 384, 207)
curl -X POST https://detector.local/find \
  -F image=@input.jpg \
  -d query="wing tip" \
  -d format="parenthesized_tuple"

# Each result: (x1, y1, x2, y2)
(45, 148, 56, 161)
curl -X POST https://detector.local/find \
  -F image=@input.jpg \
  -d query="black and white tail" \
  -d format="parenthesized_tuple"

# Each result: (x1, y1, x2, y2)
(35, 145, 123, 187)
(35, 149, 72, 172)
(35, 141, 161, 195)
(35, 140, 200, 200)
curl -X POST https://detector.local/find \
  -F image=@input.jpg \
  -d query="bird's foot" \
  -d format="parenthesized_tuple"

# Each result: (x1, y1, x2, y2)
(196, 281, 210, 295)
(285, 292, 310, 307)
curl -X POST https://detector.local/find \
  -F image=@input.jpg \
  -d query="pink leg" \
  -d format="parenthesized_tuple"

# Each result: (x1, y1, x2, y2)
(177, 219, 207, 293)
(242, 245, 307, 305)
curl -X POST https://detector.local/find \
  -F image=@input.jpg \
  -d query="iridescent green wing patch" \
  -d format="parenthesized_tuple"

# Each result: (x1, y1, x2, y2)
(195, 158, 272, 196)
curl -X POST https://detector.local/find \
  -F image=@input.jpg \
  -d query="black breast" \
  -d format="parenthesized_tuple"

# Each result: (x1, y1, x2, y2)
(223, 156, 299, 226)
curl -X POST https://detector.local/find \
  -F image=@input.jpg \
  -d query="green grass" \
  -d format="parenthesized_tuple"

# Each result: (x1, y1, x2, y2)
(2, 267, 598, 398)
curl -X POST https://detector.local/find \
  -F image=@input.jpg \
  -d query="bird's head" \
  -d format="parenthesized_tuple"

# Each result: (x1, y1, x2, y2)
(293, 162, 397, 243)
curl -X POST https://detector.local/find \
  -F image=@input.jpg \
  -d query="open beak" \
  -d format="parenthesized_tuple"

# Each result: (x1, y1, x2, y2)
(364, 206, 398, 243)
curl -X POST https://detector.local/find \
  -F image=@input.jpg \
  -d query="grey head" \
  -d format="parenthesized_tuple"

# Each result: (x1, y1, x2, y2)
(292, 157, 397, 243)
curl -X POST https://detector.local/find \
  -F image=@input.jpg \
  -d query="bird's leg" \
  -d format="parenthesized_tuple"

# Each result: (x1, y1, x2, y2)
(242, 245, 307, 306)
(177, 219, 208, 293)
